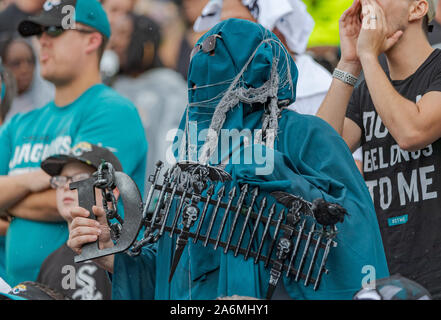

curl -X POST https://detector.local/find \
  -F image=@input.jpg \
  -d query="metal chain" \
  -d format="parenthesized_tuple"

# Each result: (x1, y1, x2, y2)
(94, 161, 123, 241)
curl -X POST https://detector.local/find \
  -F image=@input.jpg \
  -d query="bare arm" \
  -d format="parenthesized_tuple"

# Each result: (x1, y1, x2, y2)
(316, 62, 363, 152)
(0, 170, 52, 210)
(316, 0, 364, 152)
(355, 0, 441, 151)
(316, 63, 360, 135)
(0, 174, 34, 210)
(0, 170, 63, 222)
(360, 55, 441, 151)
(7, 189, 62, 222)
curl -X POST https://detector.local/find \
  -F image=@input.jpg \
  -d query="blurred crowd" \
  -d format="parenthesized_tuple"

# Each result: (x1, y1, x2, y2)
(0, 0, 358, 175)
(0, 0, 353, 127)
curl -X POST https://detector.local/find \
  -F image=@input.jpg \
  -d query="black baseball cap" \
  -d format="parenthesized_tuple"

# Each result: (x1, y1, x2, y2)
(0, 281, 70, 300)
(353, 274, 432, 300)
(18, 0, 111, 39)
(41, 142, 123, 176)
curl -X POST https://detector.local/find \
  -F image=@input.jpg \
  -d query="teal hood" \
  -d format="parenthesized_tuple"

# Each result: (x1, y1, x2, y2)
(177, 18, 298, 164)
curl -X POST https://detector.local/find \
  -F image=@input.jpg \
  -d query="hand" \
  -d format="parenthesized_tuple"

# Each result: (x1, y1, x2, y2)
(357, 0, 403, 59)
(339, 0, 363, 67)
(67, 205, 113, 255)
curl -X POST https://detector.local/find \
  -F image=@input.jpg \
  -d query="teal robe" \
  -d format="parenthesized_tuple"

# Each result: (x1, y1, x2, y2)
(111, 19, 389, 300)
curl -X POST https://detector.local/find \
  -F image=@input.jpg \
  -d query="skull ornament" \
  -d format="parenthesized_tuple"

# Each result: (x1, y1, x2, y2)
(183, 205, 199, 229)
(276, 237, 292, 260)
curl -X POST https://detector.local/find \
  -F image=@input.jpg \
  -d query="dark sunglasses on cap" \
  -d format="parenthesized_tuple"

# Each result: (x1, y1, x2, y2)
(37, 25, 96, 38)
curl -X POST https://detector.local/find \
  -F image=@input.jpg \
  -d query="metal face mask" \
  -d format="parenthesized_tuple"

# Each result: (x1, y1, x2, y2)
(181, 18, 298, 164)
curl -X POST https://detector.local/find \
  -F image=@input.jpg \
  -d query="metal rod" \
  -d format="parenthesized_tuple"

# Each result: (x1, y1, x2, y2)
(149, 169, 171, 229)
(170, 187, 189, 237)
(214, 187, 237, 250)
(244, 197, 267, 261)
(313, 237, 333, 291)
(150, 186, 325, 247)
(264, 209, 285, 268)
(254, 203, 276, 264)
(295, 223, 316, 282)
(234, 187, 259, 257)
(304, 231, 323, 287)
(193, 184, 215, 243)
(286, 219, 306, 278)
(141, 161, 164, 220)
(224, 184, 249, 254)
(159, 180, 179, 237)
(203, 186, 226, 247)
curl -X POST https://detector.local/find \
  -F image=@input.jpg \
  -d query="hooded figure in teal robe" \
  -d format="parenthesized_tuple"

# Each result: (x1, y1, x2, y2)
(111, 18, 389, 300)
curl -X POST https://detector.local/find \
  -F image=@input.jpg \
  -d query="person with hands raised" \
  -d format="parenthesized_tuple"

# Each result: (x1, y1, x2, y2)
(317, 0, 441, 298)
(357, 0, 405, 59)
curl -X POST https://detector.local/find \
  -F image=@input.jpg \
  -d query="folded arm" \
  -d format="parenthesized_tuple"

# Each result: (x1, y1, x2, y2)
(0, 171, 61, 222)
(7, 189, 61, 222)
(0, 174, 35, 210)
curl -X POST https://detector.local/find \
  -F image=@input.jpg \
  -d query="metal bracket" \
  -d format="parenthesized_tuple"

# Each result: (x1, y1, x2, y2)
(73, 160, 344, 296)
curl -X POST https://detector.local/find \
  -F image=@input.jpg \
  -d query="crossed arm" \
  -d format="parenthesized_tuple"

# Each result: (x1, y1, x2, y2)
(0, 171, 61, 222)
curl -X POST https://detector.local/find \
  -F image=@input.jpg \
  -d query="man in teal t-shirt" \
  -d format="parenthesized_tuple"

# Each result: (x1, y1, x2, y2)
(0, 0, 148, 286)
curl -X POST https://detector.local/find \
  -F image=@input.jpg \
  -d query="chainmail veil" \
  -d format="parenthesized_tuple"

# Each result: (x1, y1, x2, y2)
(178, 19, 298, 165)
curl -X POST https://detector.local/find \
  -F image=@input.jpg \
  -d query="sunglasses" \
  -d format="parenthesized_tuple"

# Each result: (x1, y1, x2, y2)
(50, 173, 91, 189)
(37, 25, 96, 38)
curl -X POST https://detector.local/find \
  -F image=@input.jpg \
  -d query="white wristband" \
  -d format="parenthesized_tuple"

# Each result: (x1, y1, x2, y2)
(333, 68, 358, 86)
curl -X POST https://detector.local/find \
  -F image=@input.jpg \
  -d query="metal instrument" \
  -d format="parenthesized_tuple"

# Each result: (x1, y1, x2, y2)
(72, 161, 343, 299)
